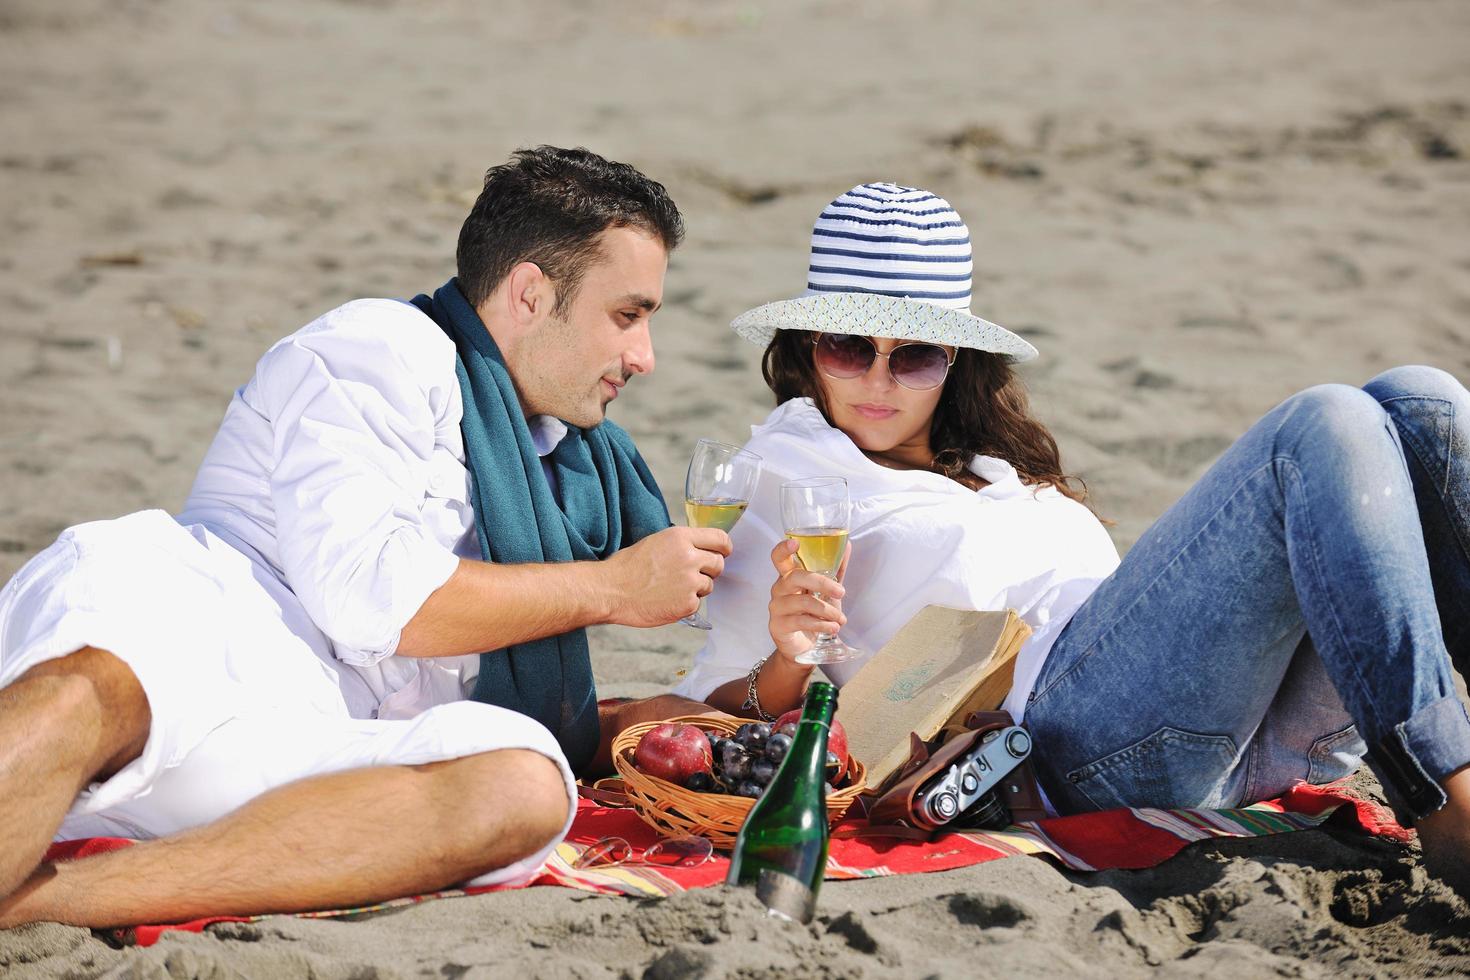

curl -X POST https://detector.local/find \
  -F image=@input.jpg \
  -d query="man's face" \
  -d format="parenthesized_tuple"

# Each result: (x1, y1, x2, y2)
(509, 226, 668, 428)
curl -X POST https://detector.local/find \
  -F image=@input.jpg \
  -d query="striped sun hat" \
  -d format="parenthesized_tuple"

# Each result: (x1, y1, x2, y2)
(731, 182, 1037, 361)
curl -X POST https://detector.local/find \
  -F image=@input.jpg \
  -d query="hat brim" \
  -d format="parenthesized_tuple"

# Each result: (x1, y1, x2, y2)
(731, 292, 1038, 363)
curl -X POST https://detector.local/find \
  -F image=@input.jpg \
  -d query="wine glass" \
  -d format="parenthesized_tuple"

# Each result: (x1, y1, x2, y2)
(681, 438, 763, 629)
(779, 477, 862, 665)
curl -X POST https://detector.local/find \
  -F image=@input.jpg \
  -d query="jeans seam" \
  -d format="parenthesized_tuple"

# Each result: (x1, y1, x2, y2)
(1241, 727, 1261, 802)
(1306, 722, 1359, 784)
(1069, 727, 1239, 809)
(1387, 396, 1470, 573)
(1376, 394, 1450, 480)
(1070, 778, 1109, 812)
(1032, 459, 1283, 704)
(1281, 456, 1390, 743)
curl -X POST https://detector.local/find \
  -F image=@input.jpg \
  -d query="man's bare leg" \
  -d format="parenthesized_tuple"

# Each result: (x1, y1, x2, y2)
(0, 647, 150, 898)
(1417, 765, 1470, 900)
(0, 746, 569, 928)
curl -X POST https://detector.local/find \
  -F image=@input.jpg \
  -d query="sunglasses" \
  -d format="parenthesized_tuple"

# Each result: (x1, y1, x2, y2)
(570, 834, 714, 870)
(812, 333, 955, 392)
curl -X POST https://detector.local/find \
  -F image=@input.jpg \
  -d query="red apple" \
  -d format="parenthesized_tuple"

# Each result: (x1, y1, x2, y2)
(634, 723, 713, 784)
(773, 709, 850, 782)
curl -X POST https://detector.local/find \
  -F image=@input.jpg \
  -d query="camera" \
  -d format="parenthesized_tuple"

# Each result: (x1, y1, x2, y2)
(863, 710, 1048, 835)
(912, 725, 1032, 830)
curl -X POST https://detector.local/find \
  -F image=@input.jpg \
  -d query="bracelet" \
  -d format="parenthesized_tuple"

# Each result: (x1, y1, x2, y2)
(741, 656, 778, 722)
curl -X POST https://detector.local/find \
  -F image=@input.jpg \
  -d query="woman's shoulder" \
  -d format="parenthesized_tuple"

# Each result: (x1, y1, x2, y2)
(966, 456, 1117, 549)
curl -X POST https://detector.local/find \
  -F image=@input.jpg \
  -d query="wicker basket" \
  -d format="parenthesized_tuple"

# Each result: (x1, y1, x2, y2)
(610, 714, 867, 848)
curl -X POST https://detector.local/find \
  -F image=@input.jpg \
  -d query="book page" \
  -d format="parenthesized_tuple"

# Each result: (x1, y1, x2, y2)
(835, 606, 1029, 788)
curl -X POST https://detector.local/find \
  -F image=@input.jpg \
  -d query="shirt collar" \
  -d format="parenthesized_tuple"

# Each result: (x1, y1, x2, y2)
(764, 399, 1035, 499)
(528, 415, 569, 458)
(968, 454, 1030, 499)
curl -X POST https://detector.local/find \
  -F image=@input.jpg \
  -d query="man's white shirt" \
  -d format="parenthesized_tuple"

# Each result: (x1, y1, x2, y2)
(177, 298, 568, 720)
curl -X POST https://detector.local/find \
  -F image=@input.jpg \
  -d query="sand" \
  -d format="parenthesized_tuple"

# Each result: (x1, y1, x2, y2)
(2, 0, 1469, 975)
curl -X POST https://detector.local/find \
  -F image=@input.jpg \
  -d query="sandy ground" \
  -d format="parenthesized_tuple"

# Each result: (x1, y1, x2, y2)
(2, 0, 1470, 975)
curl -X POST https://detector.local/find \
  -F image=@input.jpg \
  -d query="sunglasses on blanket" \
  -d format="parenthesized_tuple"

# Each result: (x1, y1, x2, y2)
(571, 834, 714, 870)
(812, 333, 956, 392)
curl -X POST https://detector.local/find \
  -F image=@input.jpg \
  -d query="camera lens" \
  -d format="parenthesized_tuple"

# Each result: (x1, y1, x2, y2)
(960, 792, 1011, 830)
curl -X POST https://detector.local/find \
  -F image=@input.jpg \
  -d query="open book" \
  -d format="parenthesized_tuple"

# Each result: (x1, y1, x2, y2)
(834, 606, 1031, 790)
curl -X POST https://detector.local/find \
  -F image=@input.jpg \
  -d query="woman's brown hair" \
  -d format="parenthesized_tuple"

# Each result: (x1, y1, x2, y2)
(761, 330, 1094, 508)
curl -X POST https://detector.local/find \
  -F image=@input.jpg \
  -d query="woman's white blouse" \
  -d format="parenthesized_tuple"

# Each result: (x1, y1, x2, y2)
(673, 398, 1121, 722)
(176, 298, 568, 720)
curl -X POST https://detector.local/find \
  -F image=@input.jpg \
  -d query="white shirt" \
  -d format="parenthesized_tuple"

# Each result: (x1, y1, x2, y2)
(672, 398, 1121, 723)
(177, 298, 569, 720)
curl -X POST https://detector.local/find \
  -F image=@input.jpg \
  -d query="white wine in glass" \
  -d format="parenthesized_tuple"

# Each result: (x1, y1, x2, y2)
(684, 498, 748, 534)
(784, 527, 849, 577)
(681, 438, 763, 630)
(779, 478, 861, 665)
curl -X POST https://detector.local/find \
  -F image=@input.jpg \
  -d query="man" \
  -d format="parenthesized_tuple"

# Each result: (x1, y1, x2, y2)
(0, 147, 729, 927)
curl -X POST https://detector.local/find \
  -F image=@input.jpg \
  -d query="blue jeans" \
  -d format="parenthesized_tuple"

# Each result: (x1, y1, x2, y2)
(1026, 365, 1470, 823)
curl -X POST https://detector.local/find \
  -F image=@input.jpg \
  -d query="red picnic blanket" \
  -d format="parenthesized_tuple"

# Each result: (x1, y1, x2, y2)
(45, 781, 1407, 947)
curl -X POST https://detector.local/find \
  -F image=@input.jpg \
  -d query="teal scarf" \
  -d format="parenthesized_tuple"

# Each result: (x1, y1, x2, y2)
(410, 279, 670, 774)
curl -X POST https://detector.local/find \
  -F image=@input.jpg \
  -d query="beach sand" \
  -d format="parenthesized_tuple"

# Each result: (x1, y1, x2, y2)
(2, 0, 1469, 975)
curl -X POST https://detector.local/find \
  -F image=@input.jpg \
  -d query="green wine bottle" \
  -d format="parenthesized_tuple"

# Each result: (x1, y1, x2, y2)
(726, 681, 837, 923)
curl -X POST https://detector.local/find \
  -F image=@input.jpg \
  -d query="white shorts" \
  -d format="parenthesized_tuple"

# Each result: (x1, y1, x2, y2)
(0, 510, 577, 887)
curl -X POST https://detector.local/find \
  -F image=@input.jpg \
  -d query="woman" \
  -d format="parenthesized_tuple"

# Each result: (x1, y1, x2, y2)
(675, 182, 1470, 894)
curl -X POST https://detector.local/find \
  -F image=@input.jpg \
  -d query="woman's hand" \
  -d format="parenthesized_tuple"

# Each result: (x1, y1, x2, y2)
(767, 538, 850, 664)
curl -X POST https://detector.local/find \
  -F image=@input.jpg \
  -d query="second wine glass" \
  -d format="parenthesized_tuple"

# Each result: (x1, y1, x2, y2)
(779, 477, 862, 665)
(681, 438, 763, 630)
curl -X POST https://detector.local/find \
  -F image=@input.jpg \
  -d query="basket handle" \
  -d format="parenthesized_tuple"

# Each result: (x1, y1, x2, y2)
(578, 778, 633, 808)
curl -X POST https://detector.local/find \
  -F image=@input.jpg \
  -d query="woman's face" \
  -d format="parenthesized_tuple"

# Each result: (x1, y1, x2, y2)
(812, 334, 953, 459)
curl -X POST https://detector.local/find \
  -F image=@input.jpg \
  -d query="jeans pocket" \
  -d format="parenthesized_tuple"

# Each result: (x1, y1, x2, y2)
(1066, 726, 1241, 811)
(1306, 723, 1364, 785)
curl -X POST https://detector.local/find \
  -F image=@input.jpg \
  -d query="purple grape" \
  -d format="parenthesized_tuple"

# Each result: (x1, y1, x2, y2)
(765, 732, 793, 763)
(735, 722, 771, 753)
(750, 758, 776, 784)
(721, 744, 752, 782)
(685, 771, 714, 792)
(736, 780, 763, 798)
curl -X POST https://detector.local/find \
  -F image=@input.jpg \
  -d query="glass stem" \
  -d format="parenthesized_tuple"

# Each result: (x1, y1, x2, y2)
(811, 591, 835, 648)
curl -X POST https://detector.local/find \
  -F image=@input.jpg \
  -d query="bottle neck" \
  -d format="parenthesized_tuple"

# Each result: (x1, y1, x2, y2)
(801, 681, 837, 723)
(788, 683, 836, 778)
(800, 690, 836, 724)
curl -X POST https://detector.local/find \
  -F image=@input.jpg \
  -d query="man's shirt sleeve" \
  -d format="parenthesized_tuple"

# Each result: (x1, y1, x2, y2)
(249, 300, 462, 660)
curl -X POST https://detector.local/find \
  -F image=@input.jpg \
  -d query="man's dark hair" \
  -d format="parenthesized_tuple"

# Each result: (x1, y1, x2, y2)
(456, 146, 684, 313)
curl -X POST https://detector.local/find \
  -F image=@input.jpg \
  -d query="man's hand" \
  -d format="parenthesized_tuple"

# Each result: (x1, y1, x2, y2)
(601, 527, 731, 628)
(396, 527, 729, 659)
